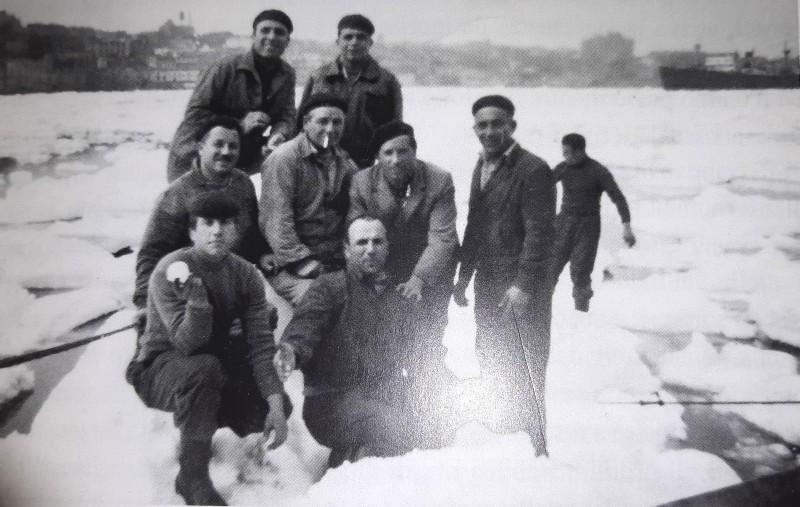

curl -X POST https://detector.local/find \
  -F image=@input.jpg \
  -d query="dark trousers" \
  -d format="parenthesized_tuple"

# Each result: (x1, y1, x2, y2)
(129, 351, 292, 443)
(551, 213, 601, 303)
(303, 385, 414, 461)
(473, 269, 551, 450)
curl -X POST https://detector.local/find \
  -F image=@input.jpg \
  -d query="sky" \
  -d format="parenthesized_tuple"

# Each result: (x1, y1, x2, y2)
(2, 0, 798, 57)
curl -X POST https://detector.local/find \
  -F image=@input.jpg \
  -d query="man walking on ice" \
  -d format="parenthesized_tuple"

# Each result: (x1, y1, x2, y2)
(126, 193, 290, 506)
(551, 133, 636, 312)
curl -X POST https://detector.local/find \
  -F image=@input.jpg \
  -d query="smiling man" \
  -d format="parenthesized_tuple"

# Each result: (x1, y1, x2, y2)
(454, 95, 556, 456)
(166, 9, 296, 181)
(127, 192, 290, 506)
(300, 14, 403, 168)
(135, 119, 272, 318)
(259, 94, 358, 307)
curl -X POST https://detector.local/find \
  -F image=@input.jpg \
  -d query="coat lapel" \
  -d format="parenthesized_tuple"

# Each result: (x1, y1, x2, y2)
(400, 161, 428, 221)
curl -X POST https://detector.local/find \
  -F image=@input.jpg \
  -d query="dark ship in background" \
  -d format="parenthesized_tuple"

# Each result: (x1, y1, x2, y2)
(657, 45, 800, 90)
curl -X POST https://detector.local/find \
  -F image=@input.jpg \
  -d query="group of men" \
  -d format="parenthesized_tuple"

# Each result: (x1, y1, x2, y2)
(125, 10, 636, 506)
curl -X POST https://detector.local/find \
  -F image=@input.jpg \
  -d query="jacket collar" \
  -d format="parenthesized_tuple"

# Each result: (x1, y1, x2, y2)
(236, 50, 292, 99)
(322, 56, 381, 82)
(187, 159, 236, 188)
(370, 159, 429, 218)
(472, 141, 521, 196)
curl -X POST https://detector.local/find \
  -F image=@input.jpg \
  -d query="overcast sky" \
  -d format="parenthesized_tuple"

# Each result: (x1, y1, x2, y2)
(3, 0, 798, 56)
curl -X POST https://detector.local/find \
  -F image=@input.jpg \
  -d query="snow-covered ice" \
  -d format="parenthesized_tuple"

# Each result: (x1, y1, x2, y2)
(1, 87, 799, 504)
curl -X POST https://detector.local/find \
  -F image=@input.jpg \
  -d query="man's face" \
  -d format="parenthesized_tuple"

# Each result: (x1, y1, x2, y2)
(197, 126, 240, 179)
(252, 20, 290, 59)
(377, 135, 416, 190)
(303, 106, 345, 148)
(336, 28, 372, 64)
(345, 219, 388, 276)
(562, 145, 585, 166)
(473, 107, 516, 157)
(189, 217, 237, 258)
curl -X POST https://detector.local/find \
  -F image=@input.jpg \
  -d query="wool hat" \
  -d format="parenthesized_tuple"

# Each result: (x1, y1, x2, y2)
(370, 120, 416, 158)
(471, 95, 515, 116)
(337, 14, 375, 35)
(298, 93, 348, 120)
(252, 9, 293, 33)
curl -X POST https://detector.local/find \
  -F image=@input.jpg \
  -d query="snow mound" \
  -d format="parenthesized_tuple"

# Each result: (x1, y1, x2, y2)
(592, 277, 728, 333)
(47, 210, 150, 253)
(657, 332, 798, 394)
(749, 268, 800, 348)
(0, 231, 129, 289)
(0, 365, 34, 405)
(0, 286, 124, 357)
(716, 376, 800, 446)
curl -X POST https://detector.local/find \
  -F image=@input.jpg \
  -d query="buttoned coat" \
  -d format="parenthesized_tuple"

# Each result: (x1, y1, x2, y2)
(348, 160, 459, 292)
(167, 51, 296, 181)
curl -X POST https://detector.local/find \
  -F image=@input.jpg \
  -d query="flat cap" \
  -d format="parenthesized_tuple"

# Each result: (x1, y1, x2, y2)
(370, 120, 416, 158)
(252, 9, 293, 33)
(472, 95, 515, 116)
(338, 14, 375, 35)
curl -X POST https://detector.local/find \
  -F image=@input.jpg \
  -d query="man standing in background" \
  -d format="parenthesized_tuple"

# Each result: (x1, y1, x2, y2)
(551, 133, 636, 312)
(166, 9, 296, 181)
(453, 95, 555, 456)
(300, 14, 403, 168)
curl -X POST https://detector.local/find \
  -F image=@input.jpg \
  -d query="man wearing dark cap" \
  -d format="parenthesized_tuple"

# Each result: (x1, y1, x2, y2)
(300, 14, 403, 168)
(453, 95, 556, 456)
(348, 120, 460, 447)
(126, 192, 290, 506)
(259, 94, 358, 307)
(166, 9, 296, 182)
(551, 133, 636, 312)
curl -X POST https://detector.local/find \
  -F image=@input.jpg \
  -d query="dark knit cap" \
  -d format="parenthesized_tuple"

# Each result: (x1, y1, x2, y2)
(370, 120, 416, 158)
(338, 14, 375, 35)
(298, 93, 348, 120)
(188, 191, 239, 224)
(472, 95, 515, 116)
(252, 9, 293, 33)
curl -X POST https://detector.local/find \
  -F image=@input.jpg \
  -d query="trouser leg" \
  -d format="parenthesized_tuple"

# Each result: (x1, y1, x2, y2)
(131, 351, 228, 505)
(303, 388, 413, 465)
(550, 214, 576, 290)
(569, 216, 601, 311)
(132, 351, 226, 443)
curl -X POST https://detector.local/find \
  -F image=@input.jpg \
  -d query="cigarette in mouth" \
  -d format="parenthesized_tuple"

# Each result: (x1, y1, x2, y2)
(322, 133, 329, 149)
(262, 125, 272, 138)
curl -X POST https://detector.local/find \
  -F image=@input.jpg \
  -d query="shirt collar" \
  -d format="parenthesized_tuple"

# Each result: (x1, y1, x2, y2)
(298, 132, 346, 160)
(480, 140, 518, 164)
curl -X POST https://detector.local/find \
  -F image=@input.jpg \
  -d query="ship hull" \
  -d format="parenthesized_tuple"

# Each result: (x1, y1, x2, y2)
(659, 66, 800, 90)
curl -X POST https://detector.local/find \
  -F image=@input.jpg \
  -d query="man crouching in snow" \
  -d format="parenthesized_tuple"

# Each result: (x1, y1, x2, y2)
(274, 217, 430, 467)
(126, 192, 291, 506)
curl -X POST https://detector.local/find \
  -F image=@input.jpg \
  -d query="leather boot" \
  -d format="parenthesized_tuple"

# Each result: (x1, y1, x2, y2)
(175, 439, 227, 506)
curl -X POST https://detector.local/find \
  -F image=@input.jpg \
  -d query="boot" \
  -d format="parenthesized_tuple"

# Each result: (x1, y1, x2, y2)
(175, 439, 227, 506)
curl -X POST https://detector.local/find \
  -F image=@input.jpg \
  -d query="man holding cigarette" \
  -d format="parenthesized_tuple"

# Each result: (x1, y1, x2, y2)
(259, 94, 358, 306)
(166, 9, 296, 182)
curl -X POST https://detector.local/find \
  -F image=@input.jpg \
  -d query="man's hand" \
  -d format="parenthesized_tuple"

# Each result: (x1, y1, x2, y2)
(184, 275, 211, 306)
(623, 223, 636, 248)
(259, 254, 278, 276)
(265, 132, 287, 152)
(396, 275, 424, 302)
(453, 280, 469, 307)
(498, 285, 530, 312)
(273, 342, 296, 382)
(263, 393, 288, 450)
(241, 111, 270, 134)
